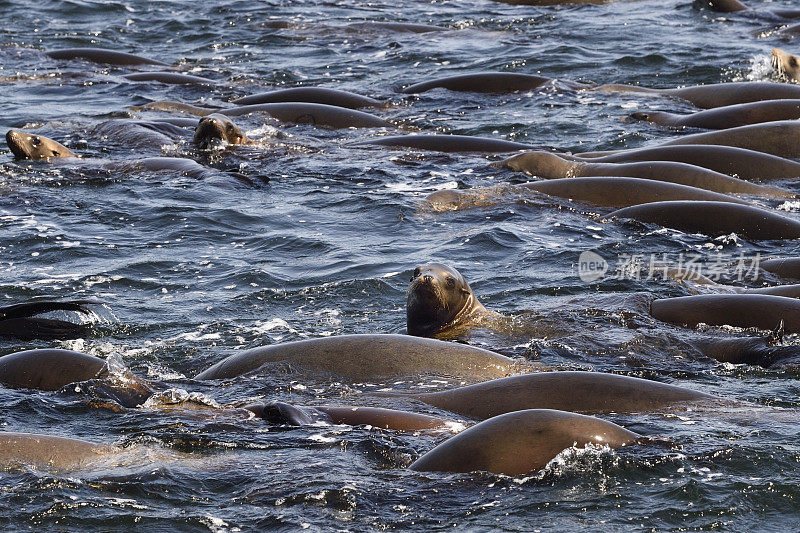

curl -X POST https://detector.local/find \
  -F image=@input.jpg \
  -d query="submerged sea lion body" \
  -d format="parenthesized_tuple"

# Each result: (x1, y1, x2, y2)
(359, 134, 536, 152)
(761, 258, 800, 279)
(232, 87, 384, 108)
(651, 294, 800, 333)
(195, 334, 517, 382)
(122, 72, 215, 85)
(401, 72, 553, 94)
(409, 409, 642, 476)
(248, 401, 451, 431)
(0, 349, 107, 391)
(567, 145, 800, 182)
(194, 113, 251, 149)
(421, 177, 748, 213)
(396, 371, 713, 419)
(221, 102, 392, 129)
(0, 432, 113, 471)
(609, 201, 800, 239)
(629, 99, 800, 130)
(46, 48, 168, 66)
(592, 82, 800, 109)
(6, 130, 76, 160)
(500, 151, 790, 197)
(406, 263, 494, 337)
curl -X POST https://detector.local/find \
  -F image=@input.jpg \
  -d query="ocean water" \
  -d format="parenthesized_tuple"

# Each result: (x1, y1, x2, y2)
(1, 0, 800, 530)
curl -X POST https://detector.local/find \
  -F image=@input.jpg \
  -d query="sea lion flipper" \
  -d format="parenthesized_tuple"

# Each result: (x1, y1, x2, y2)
(770, 319, 785, 345)
(0, 300, 99, 320)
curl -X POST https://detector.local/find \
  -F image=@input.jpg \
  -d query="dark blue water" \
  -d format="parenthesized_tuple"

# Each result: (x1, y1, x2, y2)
(1, 0, 800, 530)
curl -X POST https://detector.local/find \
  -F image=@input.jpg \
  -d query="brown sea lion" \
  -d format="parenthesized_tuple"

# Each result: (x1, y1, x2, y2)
(650, 294, 800, 333)
(409, 409, 643, 476)
(591, 82, 800, 109)
(246, 401, 452, 431)
(6, 130, 76, 159)
(0, 432, 114, 471)
(400, 72, 553, 94)
(194, 334, 519, 382)
(406, 263, 498, 337)
(565, 145, 800, 182)
(0, 300, 97, 340)
(761, 257, 800, 279)
(700, 0, 800, 17)
(499, 151, 791, 197)
(46, 48, 169, 66)
(628, 99, 800, 129)
(193, 113, 252, 149)
(231, 87, 384, 108)
(608, 200, 800, 239)
(0, 349, 154, 406)
(390, 372, 714, 419)
(122, 72, 216, 85)
(358, 134, 536, 152)
(772, 48, 800, 82)
(220, 103, 392, 129)
(0, 349, 108, 391)
(421, 177, 749, 213)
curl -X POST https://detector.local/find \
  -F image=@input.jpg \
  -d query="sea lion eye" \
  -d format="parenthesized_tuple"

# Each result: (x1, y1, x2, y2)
(446, 276, 455, 288)
(51, 150, 60, 156)
(30, 136, 40, 146)
(226, 124, 234, 133)
(791, 58, 799, 68)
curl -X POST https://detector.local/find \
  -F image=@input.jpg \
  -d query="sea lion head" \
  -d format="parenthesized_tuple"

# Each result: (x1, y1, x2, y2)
(193, 113, 250, 149)
(772, 48, 800, 82)
(5, 130, 76, 160)
(406, 263, 482, 337)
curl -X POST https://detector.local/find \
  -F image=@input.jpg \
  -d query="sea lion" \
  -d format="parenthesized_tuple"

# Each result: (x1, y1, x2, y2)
(628, 99, 800, 130)
(231, 87, 384, 109)
(699, 0, 800, 17)
(193, 113, 252, 149)
(357, 134, 536, 152)
(46, 48, 169, 66)
(6, 130, 76, 159)
(421, 177, 749, 213)
(220, 103, 392, 129)
(609, 200, 800, 239)
(499, 151, 790, 197)
(390, 371, 714, 419)
(409, 409, 643, 476)
(0, 349, 155, 406)
(591, 82, 800, 109)
(690, 334, 800, 367)
(122, 72, 216, 85)
(565, 145, 800, 182)
(650, 294, 800, 333)
(0, 300, 97, 340)
(0, 349, 108, 391)
(761, 257, 800, 279)
(247, 401, 452, 431)
(194, 334, 518, 382)
(400, 72, 553, 94)
(772, 48, 800, 82)
(406, 263, 498, 338)
(0, 432, 114, 471)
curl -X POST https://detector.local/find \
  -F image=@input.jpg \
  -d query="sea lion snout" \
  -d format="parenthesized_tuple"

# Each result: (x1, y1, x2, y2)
(772, 48, 800, 82)
(194, 113, 250, 150)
